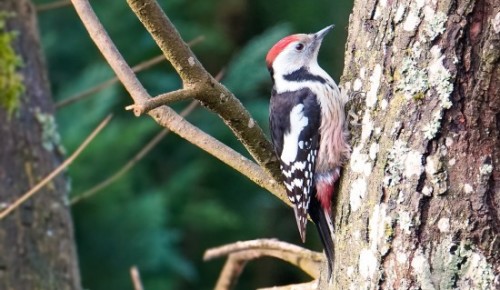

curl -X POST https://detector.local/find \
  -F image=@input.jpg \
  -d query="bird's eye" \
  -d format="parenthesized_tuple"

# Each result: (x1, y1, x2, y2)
(295, 43, 304, 51)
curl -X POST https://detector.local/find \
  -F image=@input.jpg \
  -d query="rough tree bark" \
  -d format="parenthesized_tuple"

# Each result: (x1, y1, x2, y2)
(331, 0, 499, 289)
(0, 0, 81, 289)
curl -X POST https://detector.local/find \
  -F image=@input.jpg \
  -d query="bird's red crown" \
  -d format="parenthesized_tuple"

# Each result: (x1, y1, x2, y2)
(265, 35, 300, 68)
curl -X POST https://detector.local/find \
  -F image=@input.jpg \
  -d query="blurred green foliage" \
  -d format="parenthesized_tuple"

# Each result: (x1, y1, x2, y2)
(34, 0, 353, 289)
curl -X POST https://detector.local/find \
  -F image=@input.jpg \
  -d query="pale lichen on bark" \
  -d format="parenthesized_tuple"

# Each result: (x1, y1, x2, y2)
(333, 0, 499, 289)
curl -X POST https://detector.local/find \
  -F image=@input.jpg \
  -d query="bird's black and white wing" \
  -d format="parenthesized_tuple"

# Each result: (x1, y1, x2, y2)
(269, 87, 321, 242)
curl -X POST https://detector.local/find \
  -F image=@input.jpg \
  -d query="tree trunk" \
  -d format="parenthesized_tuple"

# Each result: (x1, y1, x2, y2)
(0, 1, 81, 289)
(329, 0, 499, 288)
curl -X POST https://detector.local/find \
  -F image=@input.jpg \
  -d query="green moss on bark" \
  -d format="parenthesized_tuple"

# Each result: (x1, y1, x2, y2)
(0, 11, 24, 118)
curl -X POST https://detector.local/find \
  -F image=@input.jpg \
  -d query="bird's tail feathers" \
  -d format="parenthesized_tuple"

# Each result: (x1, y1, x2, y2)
(309, 197, 335, 281)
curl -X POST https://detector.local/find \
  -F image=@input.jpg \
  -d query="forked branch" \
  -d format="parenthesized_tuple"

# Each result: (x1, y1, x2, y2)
(126, 0, 283, 184)
(204, 239, 324, 289)
(69, 0, 288, 204)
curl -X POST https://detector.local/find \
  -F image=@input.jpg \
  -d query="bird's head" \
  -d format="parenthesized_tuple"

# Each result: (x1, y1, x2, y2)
(266, 25, 334, 77)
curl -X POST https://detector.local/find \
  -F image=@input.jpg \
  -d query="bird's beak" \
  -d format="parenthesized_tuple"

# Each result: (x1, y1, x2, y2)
(313, 25, 335, 41)
(309, 25, 334, 54)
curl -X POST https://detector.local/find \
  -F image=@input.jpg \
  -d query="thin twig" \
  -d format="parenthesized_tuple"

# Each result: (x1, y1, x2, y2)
(56, 36, 204, 109)
(204, 239, 324, 278)
(130, 266, 145, 290)
(57, 75, 123, 109)
(125, 89, 194, 112)
(70, 101, 199, 204)
(37, 0, 71, 12)
(0, 115, 112, 221)
(126, 68, 223, 113)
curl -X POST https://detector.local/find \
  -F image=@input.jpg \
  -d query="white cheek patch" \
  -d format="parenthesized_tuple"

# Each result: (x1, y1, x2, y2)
(272, 47, 306, 77)
(281, 104, 308, 165)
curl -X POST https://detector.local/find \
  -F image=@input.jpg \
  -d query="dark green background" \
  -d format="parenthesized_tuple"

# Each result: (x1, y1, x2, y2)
(33, 0, 353, 289)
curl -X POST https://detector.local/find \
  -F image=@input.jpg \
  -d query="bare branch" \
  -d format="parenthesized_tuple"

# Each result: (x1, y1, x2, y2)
(204, 239, 324, 278)
(125, 89, 195, 113)
(130, 266, 145, 290)
(151, 106, 285, 198)
(71, 100, 199, 205)
(68, 0, 288, 205)
(56, 55, 163, 109)
(125, 0, 283, 183)
(69, 0, 149, 103)
(0, 115, 112, 221)
(126, 0, 208, 85)
(213, 253, 249, 290)
(56, 36, 204, 109)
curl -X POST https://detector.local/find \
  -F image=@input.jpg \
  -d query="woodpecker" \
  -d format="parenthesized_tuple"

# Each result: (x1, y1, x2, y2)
(267, 25, 350, 276)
